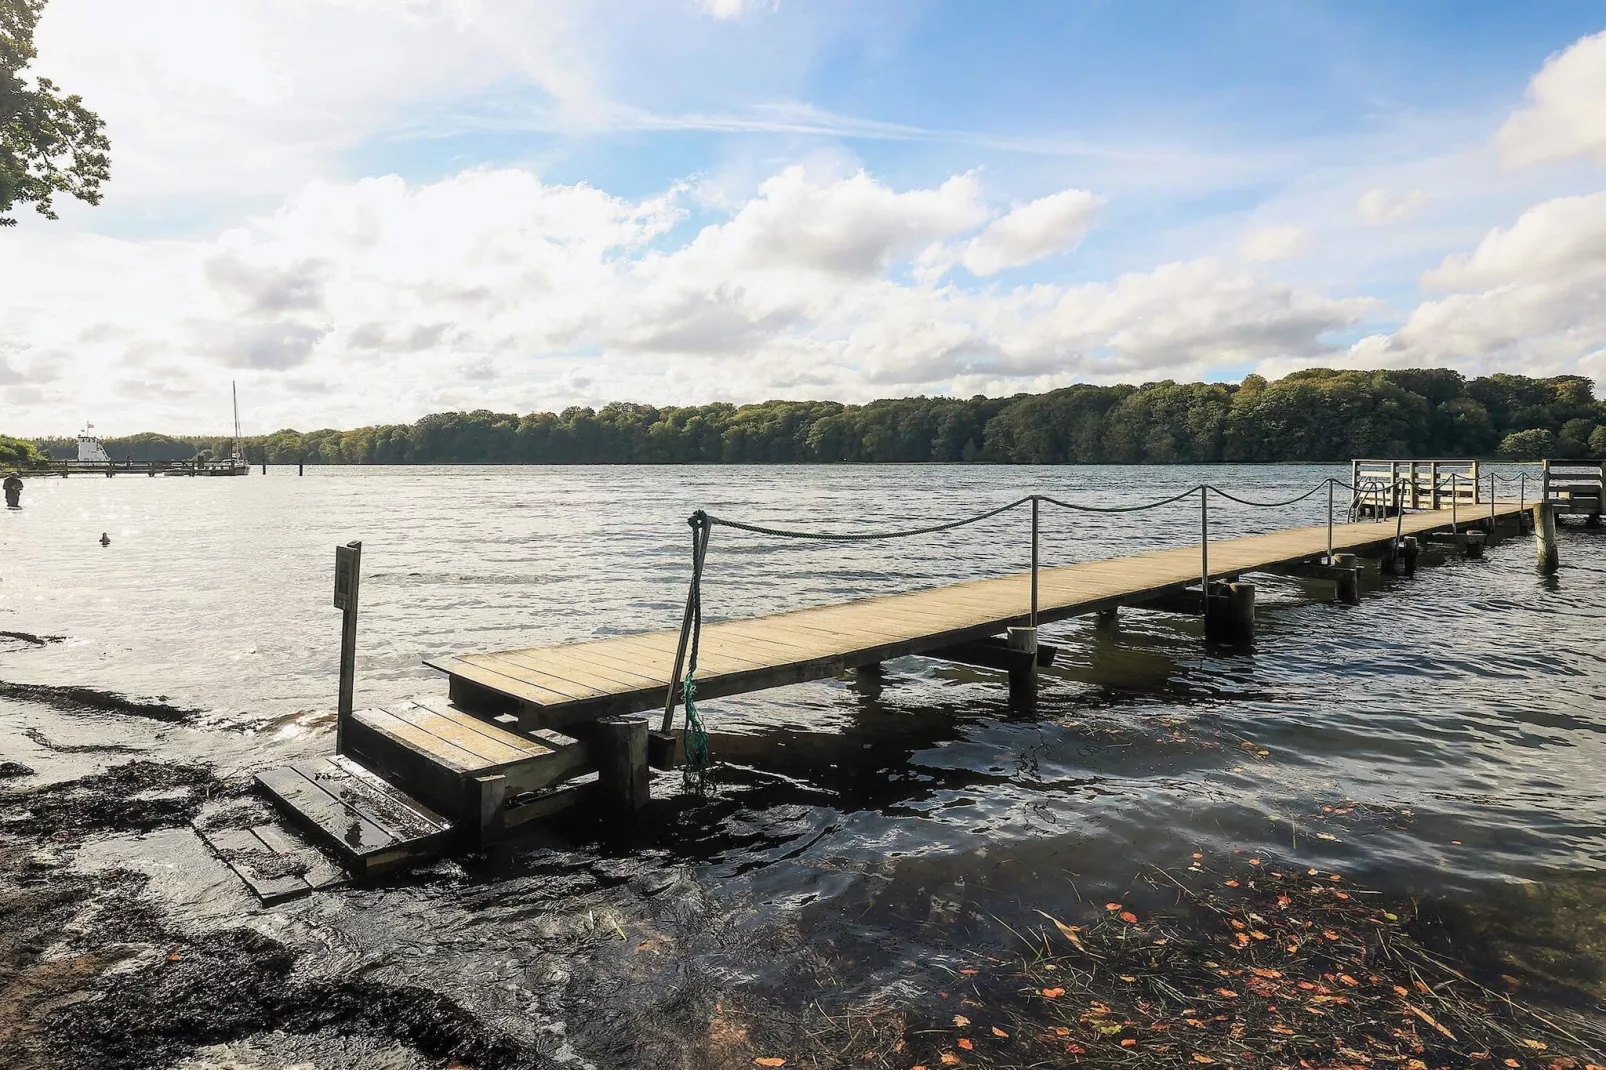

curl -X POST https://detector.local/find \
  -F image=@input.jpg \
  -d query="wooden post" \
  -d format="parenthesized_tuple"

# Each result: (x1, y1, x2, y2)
(1006, 626, 1037, 702)
(1400, 536, 1420, 578)
(299, 459, 304, 476)
(1431, 461, 1440, 510)
(596, 716, 651, 810)
(333, 541, 362, 755)
(471, 774, 507, 847)
(1030, 496, 1039, 629)
(1465, 530, 1486, 559)
(1326, 479, 1334, 564)
(1205, 582, 1255, 645)
(261, 462, 267, 475)
(1534, 502, 1558, 574)
(1332, 552, 1361, 605)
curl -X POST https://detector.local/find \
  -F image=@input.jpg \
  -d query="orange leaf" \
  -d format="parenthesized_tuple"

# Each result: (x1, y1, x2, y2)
(1105, 902, 1122, 910)
(953, 1015, 970, 1027)
(1054, 1027, 1070, 1037)
(1322, 930, 1340, 941)
(1035, 910, 1084, 947)
(940, 1054, 960, 1066)
(1249, 858, 1261, 865)
(1224, 880, 1240, 888)
(960, 968, 979, 976)
(1121, 1039, 1138, 1048)
(958, 1038, 974, 1051)
(1338, 974, 1358, 986)
(1193, 1054, 1215, 1064)
(1041, 987, 1065, 998)
(1119, 911, 1138, 924)
(991, 1027, 1008, 1038)
(1216, 988, 1239, 998)
(754, 1060, 786, 1068)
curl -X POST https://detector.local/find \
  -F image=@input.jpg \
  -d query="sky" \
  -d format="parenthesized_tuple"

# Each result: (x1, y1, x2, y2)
(2, 0, 1605, 436)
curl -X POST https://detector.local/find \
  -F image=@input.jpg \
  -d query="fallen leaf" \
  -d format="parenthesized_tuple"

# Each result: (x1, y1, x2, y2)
(1338, 974, 1358, 986)
(1249, 858, 1261, 865)
(940, 1054, 960, 1066)
(1035, 910, 1084, 947)
(1041, 987, 1065, 998)
(1119, 975, 1137, 982)
(1216, 988, 1239, 998)
(957, 1038, 974, 1051)
(991, 1027, 1008, 1038)
(1119, 911, 1138, 924)
(953, 1015, 970, 1027)
(1054, 1027, 1070, 1037)
(1193, 1054, 1216, 1064)
(1322, 930, 1341, 941)
(1404, 1004, 1456, 1040)
(1121, 1039, 1138, 1048)
(1106, 902, 1122, 911)
(754, 1060, 786, 1068)
(960, 968, 979, 976)
(1223, 879, 1240, 888)
(1193, 852, 1204, 859)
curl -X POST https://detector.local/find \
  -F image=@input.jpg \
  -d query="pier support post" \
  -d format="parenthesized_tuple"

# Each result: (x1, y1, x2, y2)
(1205, 582, 1255, 645)
(1006, 626, 1038, 703)
(471, 774, 507, 847)
(1465, 531, 1486, 559)
(1332, 553, 1361, 605)
(597, 716, 651, 810)
(1095, 606, 1119, 629)
(1534, 502, 1559, 574)
(1400, 536, 1420, 578)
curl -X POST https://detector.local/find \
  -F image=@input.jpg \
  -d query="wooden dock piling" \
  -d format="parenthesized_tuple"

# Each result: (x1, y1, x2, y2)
(595, 716, 651, 809)
(1534, 502, 1559, 574)
(1006, 626, 1038, 702)
(1205, 582, 1255, 645)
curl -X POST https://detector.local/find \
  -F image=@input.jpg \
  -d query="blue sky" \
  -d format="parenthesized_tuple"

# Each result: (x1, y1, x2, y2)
(2, 0, 1605, 434)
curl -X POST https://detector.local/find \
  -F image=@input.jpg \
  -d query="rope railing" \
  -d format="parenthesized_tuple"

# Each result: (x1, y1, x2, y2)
(663, 472, 1534, 787)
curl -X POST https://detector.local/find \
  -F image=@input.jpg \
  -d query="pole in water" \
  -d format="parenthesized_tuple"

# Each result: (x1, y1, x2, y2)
(1450, 474, 1458, 533)
(333, 540, 363, 755)
(1029, 495, 1039, 629)
(1199, 485, 1210, 616)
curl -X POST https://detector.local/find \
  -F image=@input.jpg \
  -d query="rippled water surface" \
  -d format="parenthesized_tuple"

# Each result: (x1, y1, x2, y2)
(2, 464, 1603, 1064)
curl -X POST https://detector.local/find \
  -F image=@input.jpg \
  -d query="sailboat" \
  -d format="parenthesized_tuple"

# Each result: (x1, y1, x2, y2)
(194, 382, 251, 476)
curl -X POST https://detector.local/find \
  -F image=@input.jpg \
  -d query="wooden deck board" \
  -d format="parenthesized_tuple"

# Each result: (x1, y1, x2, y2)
(428, 503, 1531, 727)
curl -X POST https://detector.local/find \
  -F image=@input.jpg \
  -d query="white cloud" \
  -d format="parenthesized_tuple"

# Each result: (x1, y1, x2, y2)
(1239, 225, 1307, 262)
(0, 165, 1371, 433)
(1357, 188, 1426, 226)
(1343, 190, 1606, 375)
(1497, 29, 1606, 167)
(697, 0, 771, 17)
(960, 189, 1102, 276)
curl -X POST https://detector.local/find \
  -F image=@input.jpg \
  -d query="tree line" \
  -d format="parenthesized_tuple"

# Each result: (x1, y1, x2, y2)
(22, 368, 1606, 467)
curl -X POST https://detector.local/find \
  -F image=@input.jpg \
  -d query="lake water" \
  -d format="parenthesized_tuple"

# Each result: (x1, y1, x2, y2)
(2, 464, 1602, 1067)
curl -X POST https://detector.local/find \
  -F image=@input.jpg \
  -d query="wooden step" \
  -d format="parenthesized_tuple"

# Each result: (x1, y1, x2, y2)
(344, 699, 593, 819)
(195, 820, 347, 904)
(255, 754, 455, 876)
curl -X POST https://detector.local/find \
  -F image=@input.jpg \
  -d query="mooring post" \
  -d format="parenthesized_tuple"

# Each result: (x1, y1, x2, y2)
(1465, 530, 1486, 559)
(1332, 552, 1361, 605)
(261, 462, 266, 475)
(1205, 582, 1255, 645)
(333, 540, 362, 755)
(1450, 473, 1458, 533)
(1006, 626, 1038, 703)
(597, 716, 651, 810)
(1534, 501, 1559, 574)
(1489, 471, 1496, 527)
(299, 459, 304, 476)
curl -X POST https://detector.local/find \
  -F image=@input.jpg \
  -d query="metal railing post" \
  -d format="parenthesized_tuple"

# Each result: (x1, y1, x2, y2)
(1326, 479, 1334, 565)
(1200, 485, 1210, 606)
(1450, 474, 1458, 533)
(1030, 495, 1039, 629)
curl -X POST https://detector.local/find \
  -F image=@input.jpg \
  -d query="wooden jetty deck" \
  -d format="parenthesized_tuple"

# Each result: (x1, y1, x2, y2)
(248, 474, 1562, 894)
(427, 501, 1531, 730)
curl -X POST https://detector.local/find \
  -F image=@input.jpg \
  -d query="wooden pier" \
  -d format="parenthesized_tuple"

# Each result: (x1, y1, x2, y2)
(247, 471, 1562, 891)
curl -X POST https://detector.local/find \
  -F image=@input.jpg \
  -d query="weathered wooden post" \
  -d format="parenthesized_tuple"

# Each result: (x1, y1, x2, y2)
(1332, 552, 1361, 605)
(1006, 626, 1037, 702)
(471, 774, 507, 847)
(1533, 502, 1559, 574)
(299, 459, 305, 476)
(1465, 530, 1486, 559)
(333, 540, 362, 755)
(596, 716, 651, 809)
(1205, 582, 1255, 645)
(1400, 536, 1420, 577)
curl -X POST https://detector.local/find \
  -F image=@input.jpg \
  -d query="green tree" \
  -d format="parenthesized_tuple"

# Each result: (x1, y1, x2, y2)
(2, 0, 110, 225)
(0, 433, 45, 467)
(1590, 425, 1606, 459)
(1497, 428, 1557, 460)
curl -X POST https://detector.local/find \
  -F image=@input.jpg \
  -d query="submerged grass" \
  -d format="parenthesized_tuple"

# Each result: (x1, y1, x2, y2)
(729, 858, 1606, 1070)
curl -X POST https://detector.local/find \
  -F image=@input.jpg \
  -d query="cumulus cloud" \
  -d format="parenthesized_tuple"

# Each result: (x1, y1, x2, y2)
(1497, 29, 1606, 167)
(961, 189, 1102, 276)
(1239, 225, 1307, 262)
(0, 164, 1374, 431)
(1346, 190, 1606, 374)
(1357, 188, 1426, 226)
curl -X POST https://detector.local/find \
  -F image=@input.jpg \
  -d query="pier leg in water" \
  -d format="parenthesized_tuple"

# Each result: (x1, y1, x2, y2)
(1007, 626, 1038, 704)
(1205, 582, 1255, 646)
(1465, 531, 1486, 559)
(1094, 606, 1119, 630)
(1401, 536, 1420, 578)
(596, 716, 651, 810)
(1333, 554, 1361, 605)
(1534, 502, 1559, 574)
(471, 774, 507, 847)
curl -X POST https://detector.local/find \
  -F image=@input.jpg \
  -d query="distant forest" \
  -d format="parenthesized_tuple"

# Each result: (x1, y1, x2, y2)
(27, 368, 1606, 466)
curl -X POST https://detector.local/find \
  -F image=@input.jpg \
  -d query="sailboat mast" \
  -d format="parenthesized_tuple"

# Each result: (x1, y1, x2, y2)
(232, 381, 243, 464)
